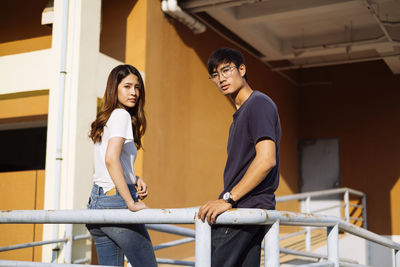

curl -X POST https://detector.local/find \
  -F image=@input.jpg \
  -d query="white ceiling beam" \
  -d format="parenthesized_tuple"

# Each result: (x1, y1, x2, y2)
(235, 0, 358, 23)
(375, 44, 400, 74)
(274, 40, 393, 60)
(206, 8, 283, 59)
(281, 25, 383, 54)
(381, 55, 400, 74)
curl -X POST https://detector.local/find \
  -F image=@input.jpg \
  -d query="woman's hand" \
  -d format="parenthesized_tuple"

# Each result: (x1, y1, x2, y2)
(136, 176, 148, 200)
(127, 200, 149, 212)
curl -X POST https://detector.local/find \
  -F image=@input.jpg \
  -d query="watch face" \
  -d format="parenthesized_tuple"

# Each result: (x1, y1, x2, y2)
(223, 192, 230, 201)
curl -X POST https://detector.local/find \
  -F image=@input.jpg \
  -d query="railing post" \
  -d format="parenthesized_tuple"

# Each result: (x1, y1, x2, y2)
(195, 216, 211, 267)
(305, 196, 311, 251)
(344, 190, 350, 223)
(63, 224, 73, 263)
(394, 249, 399, 267)
(327, 224, 339, 267)
(264, 220, 280, 267)
(362, 194, 368, 229)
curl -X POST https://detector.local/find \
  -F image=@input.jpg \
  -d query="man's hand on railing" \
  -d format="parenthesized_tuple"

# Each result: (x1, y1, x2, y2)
(198, 199, 232, 224)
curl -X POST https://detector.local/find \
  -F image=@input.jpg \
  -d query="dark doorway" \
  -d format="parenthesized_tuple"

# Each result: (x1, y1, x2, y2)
(0, 127, 47, 172)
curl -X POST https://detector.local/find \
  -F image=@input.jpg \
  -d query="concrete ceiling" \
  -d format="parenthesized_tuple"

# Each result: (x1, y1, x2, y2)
(181, 0, 400, 74)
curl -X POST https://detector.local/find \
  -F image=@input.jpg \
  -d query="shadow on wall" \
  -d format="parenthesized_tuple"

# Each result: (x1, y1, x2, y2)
(164, 15, 301, 196)
(299, 61, 400, 235)
(100, 0, 137, 62)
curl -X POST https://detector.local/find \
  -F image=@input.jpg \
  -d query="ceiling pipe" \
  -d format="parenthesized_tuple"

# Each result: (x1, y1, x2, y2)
(291, 35, 387, 55)
(363, 0, 400, 43)
(161, 0, 206, 34)
(181, 0, 266, 13)
(270, 52, 400, 71)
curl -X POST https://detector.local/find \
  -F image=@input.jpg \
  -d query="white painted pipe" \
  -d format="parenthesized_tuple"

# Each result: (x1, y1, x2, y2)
(327, 224, 339, 267)
(195, 216, 211, 267)
(161, 0, 206, 34)
(305, 196, 311, 251)
(264, 220, 280, 267)
(52, 0, 69, 261)
(0, 260, 112, 267)
(363, 0, 399, 43)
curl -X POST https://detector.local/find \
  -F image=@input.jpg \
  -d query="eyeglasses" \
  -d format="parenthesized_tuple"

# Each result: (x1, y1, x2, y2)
(209, 66, 237, 82)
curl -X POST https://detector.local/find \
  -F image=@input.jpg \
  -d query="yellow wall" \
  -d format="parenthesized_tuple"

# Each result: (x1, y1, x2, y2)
(0, 91, 49, 119)
(0, 170, 45, 261)
(299, 61, 400, 235)
(0, 0, 51, 56)
(0, 91, 48, 260)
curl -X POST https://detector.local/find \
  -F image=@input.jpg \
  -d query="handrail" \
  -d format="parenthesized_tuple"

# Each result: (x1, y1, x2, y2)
(0, 238, 68, 252)
(279, 247, 358, 264)
(276, 187, 364, 202)
(0, 261, 112, 267)
(0, 208, 398, 251)
(0, 188, 388, 266)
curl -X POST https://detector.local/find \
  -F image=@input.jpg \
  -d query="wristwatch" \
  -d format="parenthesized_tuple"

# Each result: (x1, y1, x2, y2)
(223, 192, 237, 207)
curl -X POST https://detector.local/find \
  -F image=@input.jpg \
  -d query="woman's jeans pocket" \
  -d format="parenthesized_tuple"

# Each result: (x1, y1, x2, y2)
(87, 184, 138, 209)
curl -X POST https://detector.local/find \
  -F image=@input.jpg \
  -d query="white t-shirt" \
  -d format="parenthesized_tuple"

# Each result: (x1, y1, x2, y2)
(93, 108, 138, 193)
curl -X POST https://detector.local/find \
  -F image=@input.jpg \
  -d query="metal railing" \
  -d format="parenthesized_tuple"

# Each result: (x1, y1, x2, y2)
(0, 188, 368, 265)
(276, 187, 366, 252)
(277, 187, 367, 227)
(0, 208, 399, 267)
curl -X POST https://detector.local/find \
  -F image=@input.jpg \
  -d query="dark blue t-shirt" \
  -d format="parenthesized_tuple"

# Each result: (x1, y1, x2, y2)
(219, 90, 281, 209)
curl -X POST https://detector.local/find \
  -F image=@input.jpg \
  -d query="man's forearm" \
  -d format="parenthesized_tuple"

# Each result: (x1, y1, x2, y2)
(230, 139, 276, 202)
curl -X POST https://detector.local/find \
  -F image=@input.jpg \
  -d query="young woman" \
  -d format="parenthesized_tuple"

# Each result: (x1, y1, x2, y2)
(87, 64, 157, 266)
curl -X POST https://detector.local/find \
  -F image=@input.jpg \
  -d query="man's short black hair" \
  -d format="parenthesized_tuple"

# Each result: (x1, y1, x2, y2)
(207, 47, 247, 80)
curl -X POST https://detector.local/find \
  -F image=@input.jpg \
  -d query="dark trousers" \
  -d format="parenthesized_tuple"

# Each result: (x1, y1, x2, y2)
(211, 224, 269, 267)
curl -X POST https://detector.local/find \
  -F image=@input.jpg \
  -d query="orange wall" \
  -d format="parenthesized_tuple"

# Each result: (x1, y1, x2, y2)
(0, 92, 49, 126)
(97, 0, 300, 261)
(99, 0, 137, 62)
(299, 60, 400, 235)
(0, 170, 45, 261)
(0, 91, 49, 119)
(140, 0, 299, 259)
(0, 0, 51, 56)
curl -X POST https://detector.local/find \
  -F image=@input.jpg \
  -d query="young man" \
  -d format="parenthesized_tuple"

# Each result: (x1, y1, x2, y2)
(198, 47, 281, 266)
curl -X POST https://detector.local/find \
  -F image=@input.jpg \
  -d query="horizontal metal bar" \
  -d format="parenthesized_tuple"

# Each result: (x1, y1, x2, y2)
(154, 237, 195, 250)
(280, 247, 358, 264)
(276, 187, 364, 202)
(349, 217, 364, 222)
(296, 261, 334, 267)
(340, 262, 374, 267)
(1, 208, 399, 250)
(146, 223, 195, 237)
(0, 238, 68, 252)
(72, 258, 89, 264)
(280, 229, 307, 240)
(310, 204, 344, 213)
(349, 204, 362, 208)
(72, 234, 90, 241)
(280, 247, 325, 260)
(0, 260, 113, 267)
(338, 220, 400, 250)
(0, 208, 198, 224)
(156, 258, 195, 266)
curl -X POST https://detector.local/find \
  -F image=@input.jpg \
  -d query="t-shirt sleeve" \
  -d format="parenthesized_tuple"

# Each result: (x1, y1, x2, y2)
(247, 96, 278, 145)
(106, 109, 134, 140)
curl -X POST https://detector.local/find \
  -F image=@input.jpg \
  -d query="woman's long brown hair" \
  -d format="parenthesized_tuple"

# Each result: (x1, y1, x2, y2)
(89, 64, 146, 149)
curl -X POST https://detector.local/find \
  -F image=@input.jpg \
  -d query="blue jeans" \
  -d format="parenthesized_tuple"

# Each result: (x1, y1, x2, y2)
(86, 184, 157, 267)
(211, 224, 269, 267)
